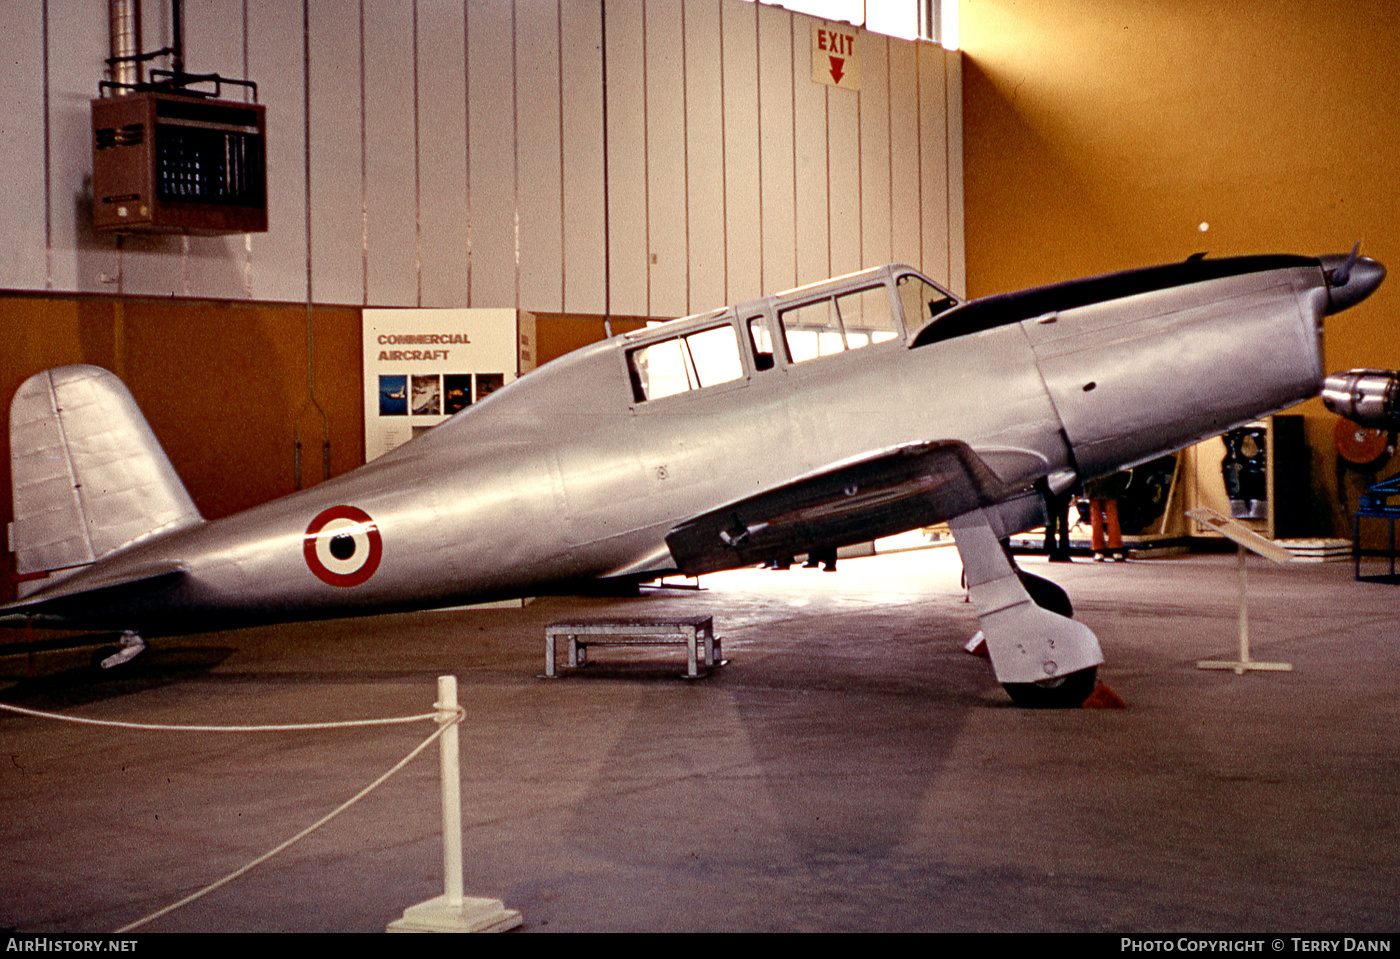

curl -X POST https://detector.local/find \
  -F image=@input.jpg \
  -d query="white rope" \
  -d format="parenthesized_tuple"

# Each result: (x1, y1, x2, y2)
(0, 700, 437, 731)
(113, 704, 465, 933)
(0, 696, 462, 931)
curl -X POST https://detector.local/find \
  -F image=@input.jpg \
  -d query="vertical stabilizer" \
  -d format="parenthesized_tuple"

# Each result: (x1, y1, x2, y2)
(9, 366, 202, 594)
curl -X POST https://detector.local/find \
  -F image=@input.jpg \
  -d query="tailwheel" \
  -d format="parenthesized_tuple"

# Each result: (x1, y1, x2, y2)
(91, 631, 147, 670)
(1003, 666, 1098, 709)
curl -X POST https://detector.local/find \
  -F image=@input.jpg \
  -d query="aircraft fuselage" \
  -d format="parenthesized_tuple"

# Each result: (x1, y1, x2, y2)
(8, 254, 1379, 636)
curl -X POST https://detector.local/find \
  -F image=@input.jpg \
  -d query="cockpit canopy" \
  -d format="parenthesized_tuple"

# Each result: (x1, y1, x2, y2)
(625, 264, 959, 404)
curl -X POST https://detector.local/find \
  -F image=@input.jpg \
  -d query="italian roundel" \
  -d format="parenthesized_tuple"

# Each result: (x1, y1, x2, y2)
(303, 505, 383, 587)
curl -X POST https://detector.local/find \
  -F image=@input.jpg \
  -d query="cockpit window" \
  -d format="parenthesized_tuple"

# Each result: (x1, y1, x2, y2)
(628, 324, 744, 402)
(778, 285, 899, 363)
(780, 298, 842, 362)
(897, 273, 958, 329)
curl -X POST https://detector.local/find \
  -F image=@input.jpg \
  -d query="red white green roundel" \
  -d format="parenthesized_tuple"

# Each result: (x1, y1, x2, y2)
(303, 505, 383, 587)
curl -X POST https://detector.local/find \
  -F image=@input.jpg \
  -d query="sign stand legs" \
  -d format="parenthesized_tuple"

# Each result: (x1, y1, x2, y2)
(1196, 542, 1294, 676)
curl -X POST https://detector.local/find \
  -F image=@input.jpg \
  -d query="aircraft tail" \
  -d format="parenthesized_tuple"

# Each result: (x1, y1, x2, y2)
(8, 365, 202, 597)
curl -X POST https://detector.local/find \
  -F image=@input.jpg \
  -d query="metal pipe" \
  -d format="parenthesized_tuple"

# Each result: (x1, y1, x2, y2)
(108, 0, 143, 90)
(1323, 369, 1400, 429)
(171, 0, 185, 76)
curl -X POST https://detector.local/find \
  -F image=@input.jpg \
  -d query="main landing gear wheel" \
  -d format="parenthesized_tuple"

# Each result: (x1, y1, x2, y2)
(951, 513, 1104, 709)
(1002, 666, 1098, 709)
(1004, 570, 1093, 706)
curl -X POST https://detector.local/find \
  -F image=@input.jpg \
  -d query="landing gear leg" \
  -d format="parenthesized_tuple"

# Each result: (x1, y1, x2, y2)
(948, 508, 1102, 708)
(99, 631, 147, 669)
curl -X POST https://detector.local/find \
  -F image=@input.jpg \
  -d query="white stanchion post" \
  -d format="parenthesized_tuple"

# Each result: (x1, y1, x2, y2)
(387, 676, 522, 933)
(440, 674, 464, 907)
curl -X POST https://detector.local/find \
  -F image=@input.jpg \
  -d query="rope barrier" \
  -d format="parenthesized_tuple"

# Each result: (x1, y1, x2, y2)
(0, 690, 479, 932)
(114, 705, 464, 933)
(0, 699, 439, 732)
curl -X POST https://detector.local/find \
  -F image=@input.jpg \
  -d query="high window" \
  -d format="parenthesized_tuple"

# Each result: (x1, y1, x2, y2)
(741, 0, 957, 49)
(896, 273, 958, 330)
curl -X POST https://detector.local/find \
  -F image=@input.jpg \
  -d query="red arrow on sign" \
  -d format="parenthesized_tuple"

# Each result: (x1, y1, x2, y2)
(812, 25, 858, 90)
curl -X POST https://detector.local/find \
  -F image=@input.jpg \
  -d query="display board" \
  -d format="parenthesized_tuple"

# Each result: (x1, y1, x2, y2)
(362, 308, 526, 461)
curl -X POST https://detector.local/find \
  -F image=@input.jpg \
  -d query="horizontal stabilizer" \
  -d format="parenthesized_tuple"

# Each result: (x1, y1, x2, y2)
(0, 561, 185, 625)
(9, 366, 201, 593)
(665, 440, 1023, 575)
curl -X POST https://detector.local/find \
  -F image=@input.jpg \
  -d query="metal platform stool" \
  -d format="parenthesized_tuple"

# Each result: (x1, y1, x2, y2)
(543, 616, 722, 679)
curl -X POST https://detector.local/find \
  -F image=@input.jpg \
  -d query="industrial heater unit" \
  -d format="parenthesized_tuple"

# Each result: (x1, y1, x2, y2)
(91, 91, 266, 236)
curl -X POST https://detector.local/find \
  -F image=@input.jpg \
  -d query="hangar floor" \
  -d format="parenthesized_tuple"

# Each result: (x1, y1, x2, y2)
(2, 544, 1397, 934)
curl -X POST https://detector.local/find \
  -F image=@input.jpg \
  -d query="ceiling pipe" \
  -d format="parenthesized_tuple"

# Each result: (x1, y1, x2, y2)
(170, 0, 185, 77)
(107, 0, 143, 91)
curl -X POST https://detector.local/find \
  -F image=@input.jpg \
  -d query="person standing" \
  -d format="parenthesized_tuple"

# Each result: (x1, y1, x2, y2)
(1084, 474, 1127, 562)
(1043, 488, 1074, 562)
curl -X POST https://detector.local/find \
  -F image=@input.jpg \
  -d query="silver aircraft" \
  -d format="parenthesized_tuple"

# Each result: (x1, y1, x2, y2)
(3, 250, 1385, 706)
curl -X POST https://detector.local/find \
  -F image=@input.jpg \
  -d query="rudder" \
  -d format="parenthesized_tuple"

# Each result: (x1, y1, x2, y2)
(8, 366, 201, 596)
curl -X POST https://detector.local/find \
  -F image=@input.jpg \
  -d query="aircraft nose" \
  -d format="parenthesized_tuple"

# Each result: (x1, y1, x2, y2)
(1320, 251, 1386, 314)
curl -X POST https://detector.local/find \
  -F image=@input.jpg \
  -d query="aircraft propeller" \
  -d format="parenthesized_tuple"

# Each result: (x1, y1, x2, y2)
(1320, 243, 1385, 314)
(1327, 242, 1362, 288)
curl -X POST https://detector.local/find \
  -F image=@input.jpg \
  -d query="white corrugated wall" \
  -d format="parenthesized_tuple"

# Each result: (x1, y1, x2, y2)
(0, 0, 963, 314)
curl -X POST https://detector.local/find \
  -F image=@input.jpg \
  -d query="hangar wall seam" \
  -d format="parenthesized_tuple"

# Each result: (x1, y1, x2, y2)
(43, 0, 53, 292)
(4, 0, 963, 314)
(411, 0, 422, 309)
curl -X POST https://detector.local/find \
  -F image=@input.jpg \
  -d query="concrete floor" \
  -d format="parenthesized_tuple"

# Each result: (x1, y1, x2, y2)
(1, 545, 1397, 933)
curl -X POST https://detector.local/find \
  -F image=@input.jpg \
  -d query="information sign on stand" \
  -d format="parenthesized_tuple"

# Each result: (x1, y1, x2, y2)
(1185, 506, 1294, 675)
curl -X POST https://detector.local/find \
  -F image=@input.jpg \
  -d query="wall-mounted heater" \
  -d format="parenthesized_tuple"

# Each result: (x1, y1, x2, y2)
(92, 92, 266, 235)
(91, 0, 266, 235)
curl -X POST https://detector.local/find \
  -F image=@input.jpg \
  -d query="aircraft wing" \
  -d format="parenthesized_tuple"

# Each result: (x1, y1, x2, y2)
(664, 440, 1025, 575)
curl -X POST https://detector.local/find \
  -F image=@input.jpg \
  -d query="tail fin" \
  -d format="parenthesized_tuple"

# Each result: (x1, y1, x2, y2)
(9, 366, 201, 596)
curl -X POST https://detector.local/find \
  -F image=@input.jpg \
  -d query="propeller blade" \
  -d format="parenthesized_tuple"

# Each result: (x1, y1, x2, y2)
(1329, 241, 1362, 287)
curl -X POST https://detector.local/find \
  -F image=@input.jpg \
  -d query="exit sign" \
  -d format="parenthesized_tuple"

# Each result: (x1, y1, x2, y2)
(811, 23, 860, 91)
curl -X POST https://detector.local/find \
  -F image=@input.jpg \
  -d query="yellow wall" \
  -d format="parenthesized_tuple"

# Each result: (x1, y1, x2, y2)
(0, 297, 651, 602)
(533, 315, 652, 361)
(0, 296, 364, 600)
(961, 0, 1400, 533)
